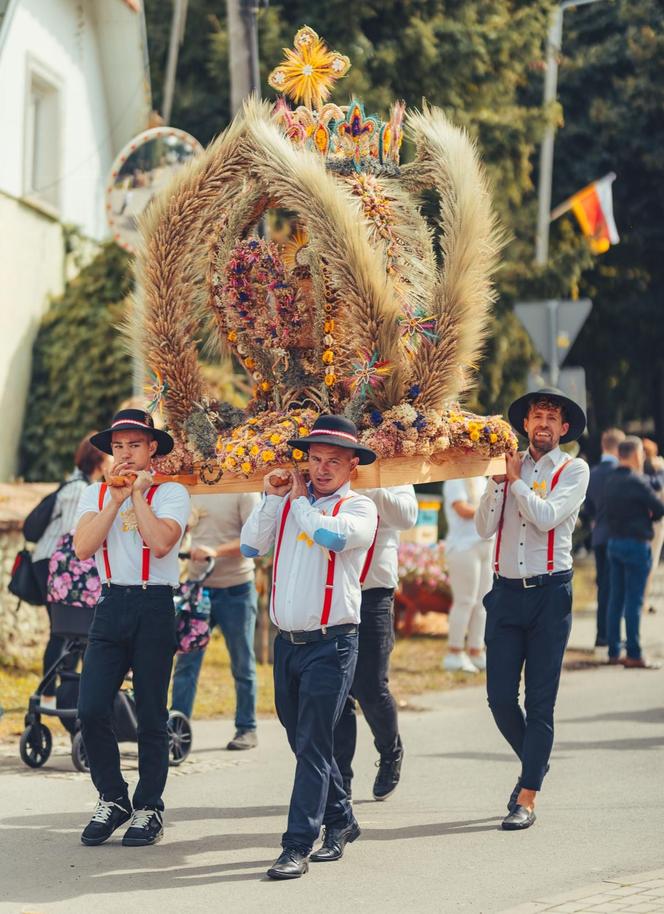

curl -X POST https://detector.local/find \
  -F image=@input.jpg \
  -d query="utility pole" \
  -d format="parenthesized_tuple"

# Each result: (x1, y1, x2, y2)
(535, 0, 608, 266)
(162, 0, 189, 125)
(227, 0, 264, 115)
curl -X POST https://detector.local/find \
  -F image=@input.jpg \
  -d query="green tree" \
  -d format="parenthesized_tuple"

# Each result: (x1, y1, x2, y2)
(20, 244, 133, 480)
(551, 0, 664, 445)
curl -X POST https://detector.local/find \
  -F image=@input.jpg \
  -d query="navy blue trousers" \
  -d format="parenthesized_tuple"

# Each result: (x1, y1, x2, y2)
(78, 585, 177, 811)
(273, 631, 358, 854)
(484, 577, 573, 791)
(334, 588, 401, 782)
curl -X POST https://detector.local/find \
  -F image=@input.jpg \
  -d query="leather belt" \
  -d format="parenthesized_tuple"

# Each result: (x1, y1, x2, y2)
(278, 623, 358, 645)
(495, 570, 573, 590)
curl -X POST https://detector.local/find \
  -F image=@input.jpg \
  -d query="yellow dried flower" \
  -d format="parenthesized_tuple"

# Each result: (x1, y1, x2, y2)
(225, 442, 234, 452)
(324, 374, 336, 387)
(241, 461, 253, 475)
(234, 445, 246, 457)
(292, 448, 304, 461)
(299, 427, 309, 437)
(224, 456, 237, 469)
(270, 433, 282, 445)
(247, 417, 259, 425)
(215, 435, 224, 454)
(322, 349, 334, 365)
(470, 430, 480, 442)
(227, 330, 237, 343)
(244, 357, 256, 370)
(490, 433, 498, 443)
(260, 381, 272, 392)
(261, 449, 276, 462)
(324, 319, 335, 333)
(250, 444, 260, 457)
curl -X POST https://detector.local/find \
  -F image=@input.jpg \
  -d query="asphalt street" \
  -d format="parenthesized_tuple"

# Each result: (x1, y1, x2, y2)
(1, 631, 662, 914)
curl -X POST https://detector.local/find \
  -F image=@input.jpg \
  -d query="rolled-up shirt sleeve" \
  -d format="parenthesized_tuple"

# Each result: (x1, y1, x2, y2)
(240, 494, 283, 557)
(290, 495, 378, 553)
(475, 480, 506, 538)
(510, 459, 590, 532)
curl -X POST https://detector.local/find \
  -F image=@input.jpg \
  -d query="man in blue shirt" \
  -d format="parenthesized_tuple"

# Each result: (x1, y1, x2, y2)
(586, 428, 625, 647)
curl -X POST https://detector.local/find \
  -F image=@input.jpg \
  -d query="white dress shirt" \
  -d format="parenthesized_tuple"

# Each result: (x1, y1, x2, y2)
(358, 486, 418, 590)
(240, 482, 378, 632)
(475, 447, 589, 578)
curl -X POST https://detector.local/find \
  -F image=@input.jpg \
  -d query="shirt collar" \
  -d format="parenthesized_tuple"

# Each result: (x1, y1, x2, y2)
(601, 453, 618, 464)
(307, 479, 351, 505)
(523, 445, 562, 468)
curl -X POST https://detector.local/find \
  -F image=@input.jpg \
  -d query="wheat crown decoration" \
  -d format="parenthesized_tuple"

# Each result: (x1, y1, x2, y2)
(136, 26, 517, 486)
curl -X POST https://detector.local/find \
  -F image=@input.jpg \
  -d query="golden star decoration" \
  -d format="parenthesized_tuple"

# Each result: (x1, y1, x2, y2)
(268, 26, 351, 110)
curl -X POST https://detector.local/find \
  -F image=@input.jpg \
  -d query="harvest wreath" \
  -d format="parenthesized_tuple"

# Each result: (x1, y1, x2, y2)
(135, 27, 516, 491)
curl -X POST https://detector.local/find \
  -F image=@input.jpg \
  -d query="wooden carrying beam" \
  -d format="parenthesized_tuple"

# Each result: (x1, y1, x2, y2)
(183, 453, 506, 493)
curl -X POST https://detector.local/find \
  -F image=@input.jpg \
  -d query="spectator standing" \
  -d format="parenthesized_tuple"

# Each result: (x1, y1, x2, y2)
(605, 437, 664, 668)
(32, 436, 107, 707)
(442, 476, 494, 673)
(642, 438, 664, 614)
(585, 428, 625, 647)
(171, 492, 261, 749)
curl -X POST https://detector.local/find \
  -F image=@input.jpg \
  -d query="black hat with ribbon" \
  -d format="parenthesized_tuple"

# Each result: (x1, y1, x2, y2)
(288, 414, 377, 465)
(90, 409, 174, 456)
(508, 387, 586, 444)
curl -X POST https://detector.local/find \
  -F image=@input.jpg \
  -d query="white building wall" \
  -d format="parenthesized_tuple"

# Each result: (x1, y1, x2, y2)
(0, 0, 113, 239)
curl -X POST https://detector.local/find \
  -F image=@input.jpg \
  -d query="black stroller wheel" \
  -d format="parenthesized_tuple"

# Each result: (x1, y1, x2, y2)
(167, 711, 192, 766)
(71, 731, 90, 773)
(19, 723, 52, 768)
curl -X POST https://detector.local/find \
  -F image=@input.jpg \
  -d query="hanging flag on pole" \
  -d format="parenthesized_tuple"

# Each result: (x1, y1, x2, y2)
(550, 172, 619, 254)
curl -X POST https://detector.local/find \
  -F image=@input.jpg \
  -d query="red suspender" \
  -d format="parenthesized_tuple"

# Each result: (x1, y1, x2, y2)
(494, 461, 571, 576)
(546, 461, 571, 572)
(271, 498, 292, 625)
(359, 515, 379, 586)
(272, 495, 379, 630)
(493, 482, 509, 574)
(98, 484, 112, 581)
(98, 483, 159, 586)
(320, 497, 350, 628)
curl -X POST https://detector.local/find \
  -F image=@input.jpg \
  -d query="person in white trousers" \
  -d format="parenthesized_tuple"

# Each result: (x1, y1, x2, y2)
(442, 476, 494, 673)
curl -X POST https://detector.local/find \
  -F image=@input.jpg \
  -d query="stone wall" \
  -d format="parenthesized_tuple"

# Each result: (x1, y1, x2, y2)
(0, 525, 49, 668)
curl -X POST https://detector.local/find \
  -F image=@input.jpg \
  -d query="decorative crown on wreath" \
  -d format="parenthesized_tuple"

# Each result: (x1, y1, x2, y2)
(268, 27, 403, 174)
(136, 26, 517, 485)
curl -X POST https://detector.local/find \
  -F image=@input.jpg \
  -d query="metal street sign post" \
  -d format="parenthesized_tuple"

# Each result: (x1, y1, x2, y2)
(515, 298, 592, 387)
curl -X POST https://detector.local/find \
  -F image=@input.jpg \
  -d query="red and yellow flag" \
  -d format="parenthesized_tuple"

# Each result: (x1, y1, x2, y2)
(553, 173, 620, 255)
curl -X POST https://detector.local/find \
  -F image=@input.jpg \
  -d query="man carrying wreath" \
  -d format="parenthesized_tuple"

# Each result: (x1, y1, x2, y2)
(240, 414, 378, 880)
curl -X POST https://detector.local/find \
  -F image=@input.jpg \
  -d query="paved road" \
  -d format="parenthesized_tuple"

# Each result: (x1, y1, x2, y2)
(1, 628, 663, 914)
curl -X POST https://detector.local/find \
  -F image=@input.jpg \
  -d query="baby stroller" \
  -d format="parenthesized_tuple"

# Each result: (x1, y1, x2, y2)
(19, 533, 194, 772)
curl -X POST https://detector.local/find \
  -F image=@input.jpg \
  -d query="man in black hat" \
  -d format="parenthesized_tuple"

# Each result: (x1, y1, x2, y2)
(73, 410, 190, 847)
(475, 388, 589, 831)
(241, 415, 378, 880)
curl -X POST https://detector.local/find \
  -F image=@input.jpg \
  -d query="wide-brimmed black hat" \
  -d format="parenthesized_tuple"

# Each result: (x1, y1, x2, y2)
(90, 409, 174, 456)
(508, 387, 586, 444)
(288, 414, 377, 465)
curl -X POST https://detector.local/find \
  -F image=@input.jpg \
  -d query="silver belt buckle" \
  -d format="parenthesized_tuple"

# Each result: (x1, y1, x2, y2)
(288, 630, 306, 645)
(522, 577, 538, 589)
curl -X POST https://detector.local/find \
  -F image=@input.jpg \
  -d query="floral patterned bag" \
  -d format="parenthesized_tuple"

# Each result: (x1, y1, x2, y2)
(47, 532, 101, 608)
(174, 579, 212, 653)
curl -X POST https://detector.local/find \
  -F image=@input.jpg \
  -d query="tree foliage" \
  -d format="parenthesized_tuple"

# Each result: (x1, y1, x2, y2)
(20, 244, 133, 480)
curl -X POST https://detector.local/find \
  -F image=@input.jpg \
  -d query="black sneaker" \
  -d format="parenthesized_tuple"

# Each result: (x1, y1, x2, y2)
(373, 748, 404, 801)
(121, 808, 164, 846)
(81, 796, 132, 846)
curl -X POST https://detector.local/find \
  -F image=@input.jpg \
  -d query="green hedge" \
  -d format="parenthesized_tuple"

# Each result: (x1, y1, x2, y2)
(19, 243, 133, 481)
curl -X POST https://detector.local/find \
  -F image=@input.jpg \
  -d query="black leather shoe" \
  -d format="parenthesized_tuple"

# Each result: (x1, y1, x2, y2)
(81, 796, 131, 846)
(266, 848, 309, 880)
(507, 777, 521, 813)
(310, 819, 361, 862)
(373, 747, 403, 801)
(502, 805, 536, 831)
